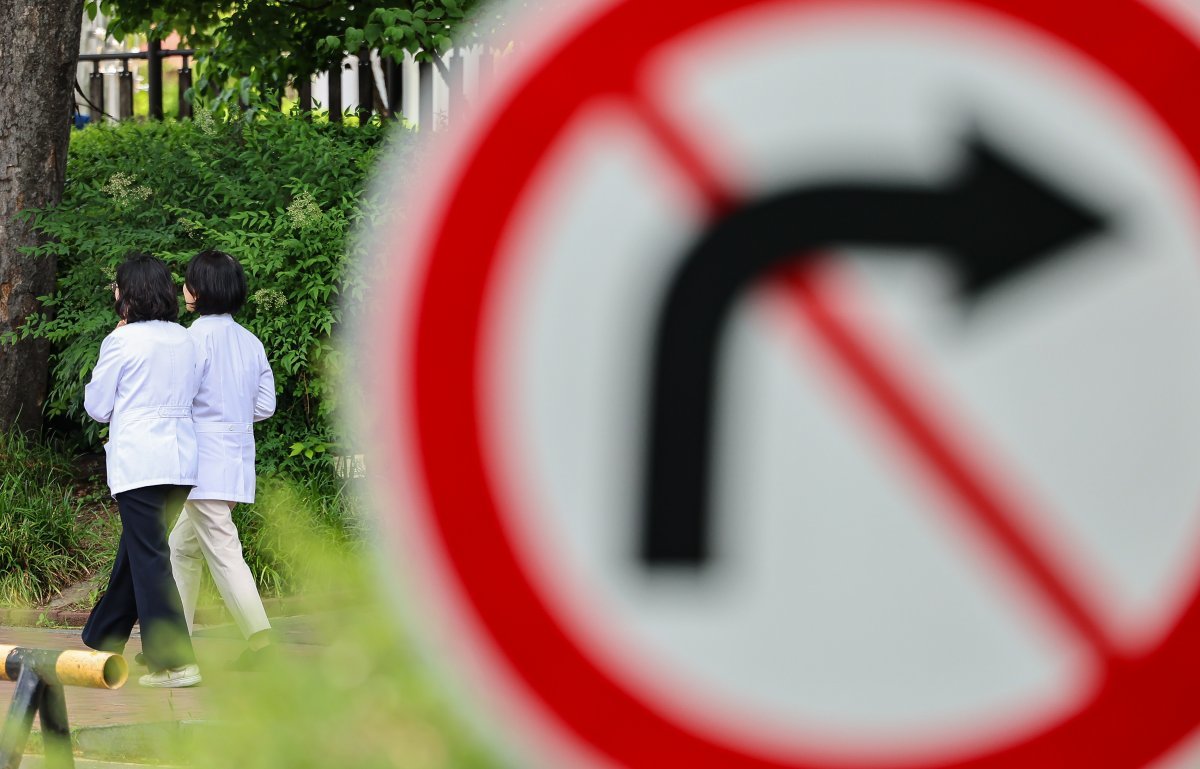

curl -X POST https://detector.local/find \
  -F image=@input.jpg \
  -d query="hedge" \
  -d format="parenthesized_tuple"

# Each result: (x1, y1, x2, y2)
(13, 110, 407, 473)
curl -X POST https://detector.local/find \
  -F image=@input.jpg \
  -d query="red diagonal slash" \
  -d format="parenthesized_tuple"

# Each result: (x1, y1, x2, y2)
(629, 91, 1118, 661)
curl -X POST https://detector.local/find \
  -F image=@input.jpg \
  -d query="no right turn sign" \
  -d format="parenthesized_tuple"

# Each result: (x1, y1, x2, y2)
(366, 0, 1200, 766)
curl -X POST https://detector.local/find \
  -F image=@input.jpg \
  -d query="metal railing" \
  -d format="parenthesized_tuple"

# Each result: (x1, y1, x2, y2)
(0, 645, 128, 769)
(77, 43, 195, 122)
(303, 50, 466, 128)
(76, 43, 489, 130)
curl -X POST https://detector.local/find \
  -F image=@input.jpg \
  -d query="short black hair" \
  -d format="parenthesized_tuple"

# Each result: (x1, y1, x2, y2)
(116, 253, 178, 323)
(185, 250, 247, 315)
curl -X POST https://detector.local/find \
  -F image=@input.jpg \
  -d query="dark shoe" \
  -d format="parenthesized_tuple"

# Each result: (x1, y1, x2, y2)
(133, 652, 147, 667)
(229, 645, 275, 672)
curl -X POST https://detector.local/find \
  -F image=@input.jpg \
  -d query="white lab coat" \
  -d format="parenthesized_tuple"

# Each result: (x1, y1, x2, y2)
(84, 321, 201, 496)
(188, 314, 275, 503)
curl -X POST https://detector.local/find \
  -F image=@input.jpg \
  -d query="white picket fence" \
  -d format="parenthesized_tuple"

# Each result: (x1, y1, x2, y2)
(311, 46, 501, 130)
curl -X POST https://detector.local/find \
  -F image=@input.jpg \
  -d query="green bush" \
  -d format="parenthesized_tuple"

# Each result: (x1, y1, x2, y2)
(0, 430, 117, 607)
(14, 109, 406, 472)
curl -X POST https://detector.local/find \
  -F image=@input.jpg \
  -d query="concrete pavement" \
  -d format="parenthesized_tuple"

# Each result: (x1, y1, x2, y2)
(0, 616, 326, 765)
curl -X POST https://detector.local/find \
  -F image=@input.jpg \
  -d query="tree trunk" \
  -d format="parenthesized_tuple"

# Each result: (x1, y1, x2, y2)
(0, 0, 84, 432)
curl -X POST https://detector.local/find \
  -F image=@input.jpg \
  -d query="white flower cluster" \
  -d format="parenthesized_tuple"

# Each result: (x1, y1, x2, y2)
(101, 173, 152, 205)
(178, 218, 204, 238)
(286, 192, 323, 230)
(252, 288, 287, 312)
(195, 107, 218, 136)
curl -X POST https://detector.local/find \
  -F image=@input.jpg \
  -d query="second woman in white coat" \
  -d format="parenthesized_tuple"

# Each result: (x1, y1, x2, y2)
(168, 250, 277, 669)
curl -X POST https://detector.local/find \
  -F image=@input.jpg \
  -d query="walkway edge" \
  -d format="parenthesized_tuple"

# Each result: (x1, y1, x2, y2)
(0, 593, 357, 628)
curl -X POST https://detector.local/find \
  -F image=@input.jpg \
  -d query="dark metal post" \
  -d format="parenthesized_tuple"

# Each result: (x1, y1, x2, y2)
(328, 63, 343, 123)
(298, 76, 312, 118)
(357, 47, 373, 123)
(38, 684, 72, 768)
(478, 47, 494, 93)
(0, 667, 45, 769)
(178, 56, 193, 119)
(147, 39, 163, 120)
(118, 60, 133, 120)
(418, 59, 433, 131)
(0, 646, 130, 769)
(385, 56, 402, 120)
(449, 50, 465, 127)
(89, 61, 105, 121)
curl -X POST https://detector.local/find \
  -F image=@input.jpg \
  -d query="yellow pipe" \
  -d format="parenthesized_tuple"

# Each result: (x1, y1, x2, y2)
(0, 645, 128, 690)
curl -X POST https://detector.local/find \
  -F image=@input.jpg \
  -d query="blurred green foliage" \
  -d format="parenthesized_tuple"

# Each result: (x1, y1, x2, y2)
(192, 479, 508, 769)
(233, 473, 360, 596)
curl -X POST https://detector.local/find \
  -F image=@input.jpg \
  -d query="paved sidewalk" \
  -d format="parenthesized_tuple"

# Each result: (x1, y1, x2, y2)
(20, 757, 173, 769)
(0, 626, 205, 730)
(0, 616, 324, 730)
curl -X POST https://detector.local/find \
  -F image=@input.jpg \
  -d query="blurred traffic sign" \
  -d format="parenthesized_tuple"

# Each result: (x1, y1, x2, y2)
(367, 0, 1200, 767)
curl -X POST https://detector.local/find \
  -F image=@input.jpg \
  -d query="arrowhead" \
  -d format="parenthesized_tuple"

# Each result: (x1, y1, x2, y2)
(948, 132, 1107, 301)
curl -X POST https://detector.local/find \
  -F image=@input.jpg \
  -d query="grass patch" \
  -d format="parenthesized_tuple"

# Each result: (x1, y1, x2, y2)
(0, 430, 117, 607)
(0, 428, 361, 611)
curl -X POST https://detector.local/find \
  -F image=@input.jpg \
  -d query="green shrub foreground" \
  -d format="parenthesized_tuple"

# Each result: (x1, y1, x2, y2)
(234, 472, 362, 596)
(193, 558, 507, 769)
(15, 109, 406, 471)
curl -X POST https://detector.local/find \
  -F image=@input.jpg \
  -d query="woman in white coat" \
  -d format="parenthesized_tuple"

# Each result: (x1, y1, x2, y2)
(82, 253, 202, 688)
(169, 250, 276, 670)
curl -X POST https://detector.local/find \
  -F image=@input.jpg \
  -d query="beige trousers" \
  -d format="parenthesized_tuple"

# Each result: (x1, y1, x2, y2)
(169, 499, 271, 639)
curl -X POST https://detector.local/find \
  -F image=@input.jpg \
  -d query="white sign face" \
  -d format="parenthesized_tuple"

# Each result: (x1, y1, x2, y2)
(366, 1, 1200, 767)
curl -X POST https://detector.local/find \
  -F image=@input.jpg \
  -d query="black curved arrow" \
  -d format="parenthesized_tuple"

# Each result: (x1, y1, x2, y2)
(639, 132, 1108, 568)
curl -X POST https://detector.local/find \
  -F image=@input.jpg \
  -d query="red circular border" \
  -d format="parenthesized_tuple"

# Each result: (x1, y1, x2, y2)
(392, 0, 1200, 766)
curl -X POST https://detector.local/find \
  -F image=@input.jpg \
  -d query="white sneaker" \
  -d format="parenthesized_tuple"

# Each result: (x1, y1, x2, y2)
(138, 664, 202, 688)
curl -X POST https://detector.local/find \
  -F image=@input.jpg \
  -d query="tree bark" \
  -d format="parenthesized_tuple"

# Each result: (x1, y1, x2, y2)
(0, 0, 84, 432)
